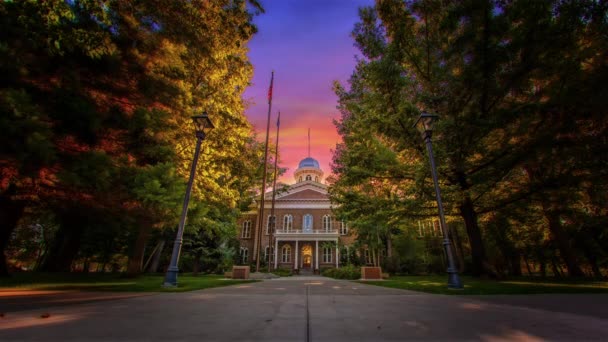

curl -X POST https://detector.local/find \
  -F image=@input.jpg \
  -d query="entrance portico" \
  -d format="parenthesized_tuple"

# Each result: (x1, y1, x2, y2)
(274, 229, 340, 272)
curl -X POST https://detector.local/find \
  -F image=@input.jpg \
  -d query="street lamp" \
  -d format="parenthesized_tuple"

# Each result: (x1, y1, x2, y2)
(414, 112, 463, 289)
(164, 113, 215, 287)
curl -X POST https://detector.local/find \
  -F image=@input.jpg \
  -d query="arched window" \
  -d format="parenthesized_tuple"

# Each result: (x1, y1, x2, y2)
(305, 175, 312, 181)
(340, 221, 348, 235)
(315, 176, 319, 182)
(266, 215, 275, 235)
(240, 247, 249, 264)
(281, 245, 291, 263)
(323, 247, 332, 263)
(265, 246, 274, 262)
(303, 214, 313, 232)
(241, 220, 251, 238)
(283, 214, 293, 231)
(323, 215, 332, 232)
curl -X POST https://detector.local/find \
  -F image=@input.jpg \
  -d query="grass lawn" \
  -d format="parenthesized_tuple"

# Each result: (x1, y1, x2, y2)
(359, 275, 608, 295)
(0, 273, 257, 293)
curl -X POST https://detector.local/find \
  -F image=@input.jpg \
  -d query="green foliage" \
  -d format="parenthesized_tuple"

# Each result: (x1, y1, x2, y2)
(271, 268, 292, 277)
(0, 0, 266, 276)
(361, 276, 608, 295)
(332, 0, 608, 278)
(322, 265, 361, 280)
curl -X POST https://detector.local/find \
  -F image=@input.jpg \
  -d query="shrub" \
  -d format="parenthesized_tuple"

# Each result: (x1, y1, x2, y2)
(321, 267, 335, 278)
(272, 268, 292, 277)
(322, 265, 360, 280)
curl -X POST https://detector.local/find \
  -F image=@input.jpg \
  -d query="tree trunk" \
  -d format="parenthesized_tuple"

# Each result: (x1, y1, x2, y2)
(523, 255, 533, 276)
(540, 260, 546, 277)
(0, 184, 26, 276)
(147, 240, 165, 273)
(40, 214, 84, 272)
(576, 231, 603, 279)
(192, 251, 202, 276)
(550, 256, 563, 278)
(449, 225, 465, 273)
(541, 204, 585, 277)
(127, 222, 151, 276)
(459, 196, 488, 276)
(509, 253, 522, 276)
(584, 250, 603, 279)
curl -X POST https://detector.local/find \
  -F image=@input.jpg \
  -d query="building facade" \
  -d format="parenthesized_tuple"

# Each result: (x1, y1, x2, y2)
(237, 156, 354, 273)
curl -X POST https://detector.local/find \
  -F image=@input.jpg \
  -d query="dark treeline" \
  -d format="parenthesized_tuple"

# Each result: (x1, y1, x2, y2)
(0, 0, 269, 276)
(330, 0, 607, 278)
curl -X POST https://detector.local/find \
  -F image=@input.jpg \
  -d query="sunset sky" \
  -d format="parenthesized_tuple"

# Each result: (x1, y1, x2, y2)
(243, 0, 373, 183)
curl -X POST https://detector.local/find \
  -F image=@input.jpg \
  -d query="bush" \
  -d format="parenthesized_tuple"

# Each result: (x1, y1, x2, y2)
(321, 267, 335, 278)
(321, 265, 360, 280)
(272, 268, 292, 277)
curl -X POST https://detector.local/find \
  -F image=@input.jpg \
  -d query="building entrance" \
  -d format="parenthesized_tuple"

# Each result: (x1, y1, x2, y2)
(301, 244, 312, 269)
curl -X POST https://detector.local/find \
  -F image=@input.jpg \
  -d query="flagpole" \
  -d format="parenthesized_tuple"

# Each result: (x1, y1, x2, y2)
(308, 128, 311, 157)
(255, 71, 274, 273)
(268, 111, 281, 273)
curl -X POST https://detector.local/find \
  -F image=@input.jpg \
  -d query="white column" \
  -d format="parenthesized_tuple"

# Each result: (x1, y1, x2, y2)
(336, 239, 339, 268)
(274, 238, 278, 269)
(315, 240, 319, 270)
(295, 240, 299, 270)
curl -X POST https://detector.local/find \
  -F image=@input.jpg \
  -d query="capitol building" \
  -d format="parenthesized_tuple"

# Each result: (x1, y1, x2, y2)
(237, 156, 354, 274)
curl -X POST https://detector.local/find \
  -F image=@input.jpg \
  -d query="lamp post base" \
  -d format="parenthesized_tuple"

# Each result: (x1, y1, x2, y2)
(447, 268, 464, 289)
(163, 266, 179, 287)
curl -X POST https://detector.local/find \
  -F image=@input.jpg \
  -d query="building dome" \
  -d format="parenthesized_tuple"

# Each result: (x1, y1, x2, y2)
(294, 156, 323, 183)
(298, 157, 320, 169)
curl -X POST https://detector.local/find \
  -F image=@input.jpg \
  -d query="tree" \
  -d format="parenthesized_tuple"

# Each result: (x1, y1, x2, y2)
(0, 0, 266, 275)
(331, 0, 607, 277)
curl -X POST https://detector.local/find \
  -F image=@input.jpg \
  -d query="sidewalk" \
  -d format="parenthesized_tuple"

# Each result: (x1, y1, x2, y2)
(1, 279, 607, 341)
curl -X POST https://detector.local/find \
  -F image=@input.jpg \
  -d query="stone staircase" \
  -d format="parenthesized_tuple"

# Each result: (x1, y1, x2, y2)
(298, 268, 314, 276)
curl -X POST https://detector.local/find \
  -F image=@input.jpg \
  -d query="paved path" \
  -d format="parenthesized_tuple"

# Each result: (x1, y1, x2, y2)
(1, 277, 607, 341)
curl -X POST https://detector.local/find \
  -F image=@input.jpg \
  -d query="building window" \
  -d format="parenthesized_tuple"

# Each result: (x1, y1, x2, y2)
(322, 215, 332, 232)
(299, 176, 302, 182)
(265, 246, 274, 262)
(315, 176, 319, 182)
(364, 249, 372, 265)
(323, 247, 332, 263)
(240, 247, 248, 264)
(303, 214, 313, 232)
(433, 219, 443, 237)
(340, 221, 348, 235)
(305, 175, 312, 181)
(281, 245, 291, 263)
(266, 215, 275, 235)
(241, 220, 251, 238)
(417, 220, 442, 237)
(283, 214, 293, 231)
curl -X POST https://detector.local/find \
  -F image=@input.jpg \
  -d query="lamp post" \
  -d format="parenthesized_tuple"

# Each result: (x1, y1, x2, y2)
(164, 113, 214, 287)
(415, 112, 463, 289)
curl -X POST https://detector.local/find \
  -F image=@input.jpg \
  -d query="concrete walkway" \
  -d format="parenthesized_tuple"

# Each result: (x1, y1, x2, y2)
(1, 277, 607, 341)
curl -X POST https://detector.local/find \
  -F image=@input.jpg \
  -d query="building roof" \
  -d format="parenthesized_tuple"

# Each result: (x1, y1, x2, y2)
(298, 157, 320, 169)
